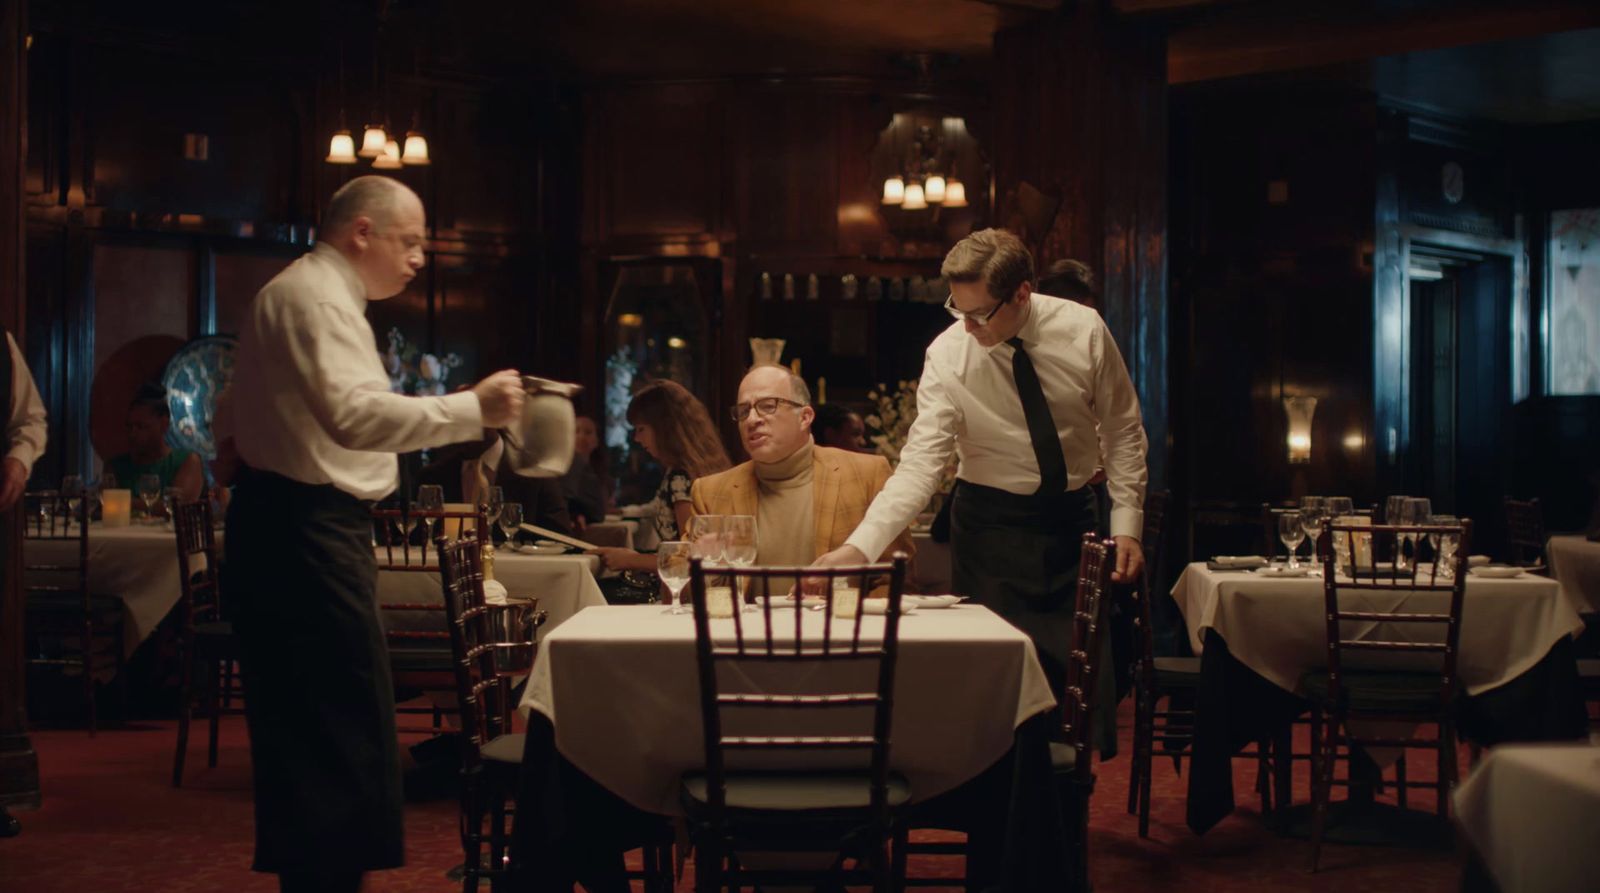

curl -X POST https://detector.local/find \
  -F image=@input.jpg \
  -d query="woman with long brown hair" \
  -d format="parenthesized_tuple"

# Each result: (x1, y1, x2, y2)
(590, 379, 730, 575)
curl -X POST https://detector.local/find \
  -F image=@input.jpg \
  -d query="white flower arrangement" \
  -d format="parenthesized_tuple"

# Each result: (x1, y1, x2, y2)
(865, 379, 957, 507)
(383, 327, 462, 396)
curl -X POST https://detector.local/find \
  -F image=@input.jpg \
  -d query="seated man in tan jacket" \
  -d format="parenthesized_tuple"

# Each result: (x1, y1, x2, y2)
(691, 364, 914, 587)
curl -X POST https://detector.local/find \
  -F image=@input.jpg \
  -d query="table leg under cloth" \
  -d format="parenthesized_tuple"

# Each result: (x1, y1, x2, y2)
(1185, 630, 1589, 835)
(509, 712, 1067, 892)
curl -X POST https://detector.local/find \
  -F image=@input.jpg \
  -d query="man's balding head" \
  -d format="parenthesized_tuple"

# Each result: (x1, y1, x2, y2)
(319, 176, 426, 301)
(735, 364, 814, 464)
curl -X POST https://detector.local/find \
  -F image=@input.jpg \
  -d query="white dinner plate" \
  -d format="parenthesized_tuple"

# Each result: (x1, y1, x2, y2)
(862, 599, 916, 615)
(523, 543, 568, 555)
(1253, 566, 1311, 578)
(904, 595, 966, 609)
(1469, 565, 1524, 578)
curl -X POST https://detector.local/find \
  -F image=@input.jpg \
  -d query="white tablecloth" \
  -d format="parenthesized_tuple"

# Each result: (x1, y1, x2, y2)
(1454, 743, 1600, 893)
(520, 603, 1056, 816)
(1547, 534, 1600, 615)
(1171, 563, 1586, 696)
(377, 551, 606, 633)
(24, 524, 195, 657)
(26, 525, 607, 658)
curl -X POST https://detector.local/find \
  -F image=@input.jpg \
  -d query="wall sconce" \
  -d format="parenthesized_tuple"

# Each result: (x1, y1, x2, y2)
(1284, 396, 1317, 464)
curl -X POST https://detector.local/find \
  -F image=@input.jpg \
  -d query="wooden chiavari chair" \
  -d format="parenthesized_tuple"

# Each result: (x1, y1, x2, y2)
(171, 498, 243, 785)
(1052, 534, 1116, 893)
(684, 554, 911, 893)
(1306, 518, 1471, 871)
(23, 490, 122, 733)
(372, 504, 487, 735)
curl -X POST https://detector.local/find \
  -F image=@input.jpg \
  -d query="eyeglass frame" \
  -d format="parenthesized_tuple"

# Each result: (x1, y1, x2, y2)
(729, 397, 806, 423)
(943, 292, 1007, 327)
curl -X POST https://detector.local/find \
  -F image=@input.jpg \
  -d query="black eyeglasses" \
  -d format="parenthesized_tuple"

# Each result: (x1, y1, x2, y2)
(943, 293, 1005, 326)
(729, 397, 805, 422)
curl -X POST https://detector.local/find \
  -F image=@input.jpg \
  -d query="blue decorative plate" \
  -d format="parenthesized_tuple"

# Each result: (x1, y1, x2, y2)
(162, 335, 237, 460)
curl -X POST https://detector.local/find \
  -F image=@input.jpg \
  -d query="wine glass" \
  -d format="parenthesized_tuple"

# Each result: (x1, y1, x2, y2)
(162, 486, 183, 525)
(657, 541, 692, 615)
(1428, 514, 1460, 577)
(483, 486, 505, 546)
(1384, 495, 1409, 525)
(497, 502, 523, 550)
(1397, 497, 1432, 570)
(62, 475, 84, 528)
(1279, 511, 1305, 569)
(722, 515, 758, 607)
(137, 474, 162, 522)
(416, 484, 444, 541)
(1299, 496, 1325, 565)
(689, 515, 726, 565)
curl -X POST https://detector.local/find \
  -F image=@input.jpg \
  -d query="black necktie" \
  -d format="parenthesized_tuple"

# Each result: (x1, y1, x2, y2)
(1008, 337, 1067, 495)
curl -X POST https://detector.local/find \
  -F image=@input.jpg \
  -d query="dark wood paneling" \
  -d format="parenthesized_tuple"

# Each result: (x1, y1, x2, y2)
(737, 88, 837, 255)
(90, 241, 195, 378)
(214, 247, 301, 337)
(592, 84, 722, 239)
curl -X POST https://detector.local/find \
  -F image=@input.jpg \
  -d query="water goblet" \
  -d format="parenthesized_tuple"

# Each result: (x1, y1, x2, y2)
(657, 541, 693, 615)
(722, 515, 758, 607)
(1299, 496, 1325, 563)
(138, 474, 162, 522)
(62, 475, 84, 529)
(497, 503, 523, 550)
(1278, 511, 1305, 569)
(416, 484, 444, 541)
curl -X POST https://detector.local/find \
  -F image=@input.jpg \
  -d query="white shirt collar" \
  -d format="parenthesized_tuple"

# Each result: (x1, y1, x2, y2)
(311, 242, 369, 313)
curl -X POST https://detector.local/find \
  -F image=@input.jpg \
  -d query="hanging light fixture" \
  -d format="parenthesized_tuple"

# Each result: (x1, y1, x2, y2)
(943, 177, 968, 207)
(358, 123, 388, 158)
(326, 130, 358, 164)
(882, 175, 905, 205)
(325, 39, 357, 164)
(924, 174, 946, 204)
(372, 138, 403, 170)
(401, 125, 430, 166)
(357, 22, 388, 158)
(902, 182, 928, 210)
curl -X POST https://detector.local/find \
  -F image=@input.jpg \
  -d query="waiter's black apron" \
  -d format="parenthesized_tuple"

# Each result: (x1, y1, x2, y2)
(951, 479, 1097, 702)
(226, 469, 403, 874)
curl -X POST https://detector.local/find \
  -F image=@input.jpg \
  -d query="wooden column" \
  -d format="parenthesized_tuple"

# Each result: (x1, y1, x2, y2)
(0, 0, 41, 817)
(992, 3, 1169, 489)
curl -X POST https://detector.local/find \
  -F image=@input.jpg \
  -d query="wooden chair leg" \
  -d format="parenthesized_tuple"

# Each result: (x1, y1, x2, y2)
(172, 640, 195, 786)
(1308, 706, 1327, 873)
(892, 824, 908, 893)
(207, 658, 222, 768)
(1127, 682, 1144, 816)
(694, 836, 721, 893)
(1394, 754, 1408, 810)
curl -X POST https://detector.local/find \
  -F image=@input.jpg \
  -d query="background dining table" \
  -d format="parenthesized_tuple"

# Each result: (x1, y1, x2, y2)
(1546, 533, 1600, 614)
(1454, 742, 1600, 893)
(1170, 561, 1590, 833)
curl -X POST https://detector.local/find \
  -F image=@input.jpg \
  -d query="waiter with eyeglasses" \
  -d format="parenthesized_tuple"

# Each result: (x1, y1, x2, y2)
(815, 227, 1148, 704)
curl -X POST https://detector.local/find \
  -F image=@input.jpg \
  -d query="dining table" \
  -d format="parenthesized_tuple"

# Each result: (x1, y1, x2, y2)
(1454, 742, 1600, 893)
(512, 602, 1069, 891)
(24, 522, 607, 659)
(1170, 561, 1590, 833)
(1546, 533, 1600, 615)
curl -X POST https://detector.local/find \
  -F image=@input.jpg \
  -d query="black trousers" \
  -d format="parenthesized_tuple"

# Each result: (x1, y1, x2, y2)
(951, 480, 1097, 703)
(227, 469, 404, 875)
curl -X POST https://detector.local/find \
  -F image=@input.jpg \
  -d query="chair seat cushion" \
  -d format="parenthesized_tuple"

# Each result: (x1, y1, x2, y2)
(1299, 669, 1450, 713)
(681, 771, 910, 813)
(479, 733, 526, 765)
(1049, 741, 1080, 772)
(1152, 655, 1201, 687)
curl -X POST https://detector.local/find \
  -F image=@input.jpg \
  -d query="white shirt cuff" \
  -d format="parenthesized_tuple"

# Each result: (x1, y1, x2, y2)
(1109, 505, 1144, 542)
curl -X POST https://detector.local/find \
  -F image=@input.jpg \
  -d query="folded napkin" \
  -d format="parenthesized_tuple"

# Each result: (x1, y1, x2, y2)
(483, 580, 509, 605)
(1208, 555, 1268, 570)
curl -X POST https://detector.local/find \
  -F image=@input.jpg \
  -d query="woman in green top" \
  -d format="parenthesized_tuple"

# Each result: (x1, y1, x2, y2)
(105, 383, 203, 508)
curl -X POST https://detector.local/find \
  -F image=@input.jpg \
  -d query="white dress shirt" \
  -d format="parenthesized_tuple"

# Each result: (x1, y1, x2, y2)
(230, 242, 483, 501)
(6, 332, 48, 475)
(847, 292, 1148, 561)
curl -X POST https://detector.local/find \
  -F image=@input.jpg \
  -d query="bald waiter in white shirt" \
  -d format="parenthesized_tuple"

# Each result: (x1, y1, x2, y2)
(225, 176, 524, 893)
(817, 228, 1147, 707)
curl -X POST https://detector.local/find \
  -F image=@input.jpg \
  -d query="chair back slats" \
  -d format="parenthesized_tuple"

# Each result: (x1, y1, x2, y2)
(374, 506, 486, 642)
(1320, 519, 1472, 715)
(687, 553, 909, 820)
(1503, 497, 1546, 566)
(1061, 534, 1117, 782)
(1131, 491, 1169, 675)
(172, 501, 222, 629)
(436, 532, 514, 770)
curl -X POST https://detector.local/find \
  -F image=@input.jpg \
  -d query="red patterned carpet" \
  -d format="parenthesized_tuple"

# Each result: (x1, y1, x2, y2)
(1, 699, 1468, 892)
